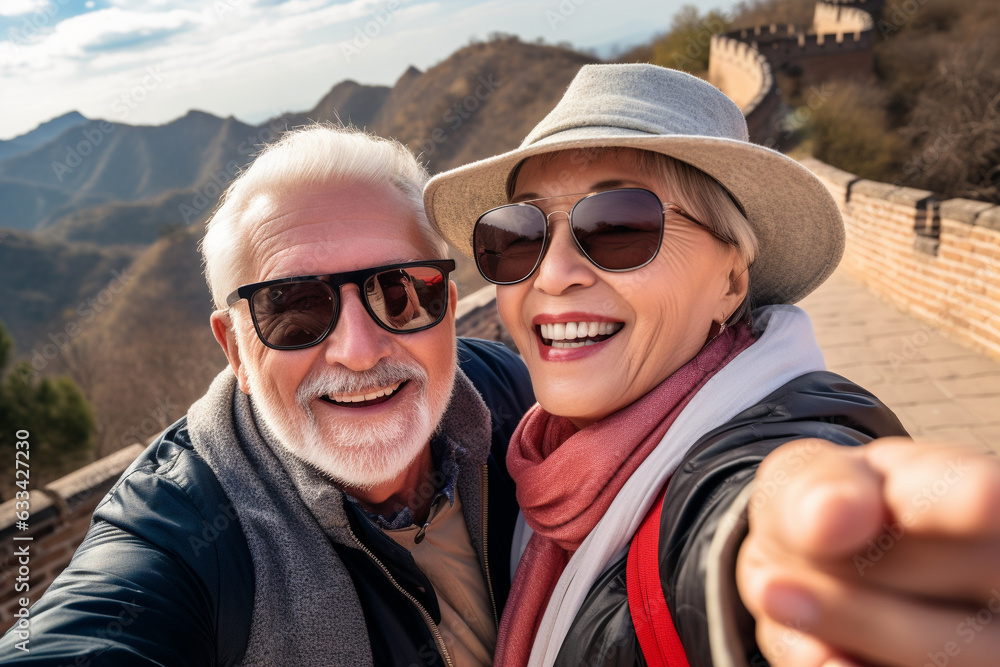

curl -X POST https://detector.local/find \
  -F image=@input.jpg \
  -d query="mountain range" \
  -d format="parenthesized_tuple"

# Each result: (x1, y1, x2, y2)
(0, 36, 597, 455)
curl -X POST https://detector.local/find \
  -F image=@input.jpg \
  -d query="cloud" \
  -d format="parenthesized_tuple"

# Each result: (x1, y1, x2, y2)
(0, 0, 51, 18)
(0, 0, 687, 140)
(9, 7, 202, 59)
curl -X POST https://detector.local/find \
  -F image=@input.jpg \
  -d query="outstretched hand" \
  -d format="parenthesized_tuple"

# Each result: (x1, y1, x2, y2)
(737, 437, 1000, 667)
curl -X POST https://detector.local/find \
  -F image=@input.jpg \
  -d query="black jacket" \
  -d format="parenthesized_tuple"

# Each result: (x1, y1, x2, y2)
(0, 338, 534, 666)
(553, 371, 908, 667)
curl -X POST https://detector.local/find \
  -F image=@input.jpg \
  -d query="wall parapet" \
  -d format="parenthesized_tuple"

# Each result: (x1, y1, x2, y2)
(709, 0, 879, 145)
(801, 157, 1000, 361)
(0, 444, 145, 626)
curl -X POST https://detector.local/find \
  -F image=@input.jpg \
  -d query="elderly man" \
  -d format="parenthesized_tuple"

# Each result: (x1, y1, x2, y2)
(0, 126, 533, 665)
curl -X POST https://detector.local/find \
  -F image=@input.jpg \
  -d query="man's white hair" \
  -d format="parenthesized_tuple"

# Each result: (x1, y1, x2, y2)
(201, 124, 449, 309)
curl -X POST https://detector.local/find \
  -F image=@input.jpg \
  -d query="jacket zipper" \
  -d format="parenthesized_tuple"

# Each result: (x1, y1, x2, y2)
(480, 464, 499, 628)
(348, 528, 455, 667)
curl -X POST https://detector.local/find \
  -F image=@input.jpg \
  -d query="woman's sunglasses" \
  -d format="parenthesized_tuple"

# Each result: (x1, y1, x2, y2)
(473, 187, 733, 285)
(225, 260, 455, 350)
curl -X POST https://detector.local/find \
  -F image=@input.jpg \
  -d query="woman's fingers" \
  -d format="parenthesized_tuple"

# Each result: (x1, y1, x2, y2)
(754, 614, 838, 667)
(759, 575, 1000, 667)
(834, 535, 1000, 604)
(865, 438, 1000, 537)
(742, 438, 1000, 665)
(747, 438, 886, 559)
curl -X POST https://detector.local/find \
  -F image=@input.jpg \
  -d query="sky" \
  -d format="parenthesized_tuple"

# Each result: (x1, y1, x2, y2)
(0, 0, 743, 140)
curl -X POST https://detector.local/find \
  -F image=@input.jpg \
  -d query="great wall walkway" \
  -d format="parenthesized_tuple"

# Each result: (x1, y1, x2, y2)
(800, 268, 1000, 449)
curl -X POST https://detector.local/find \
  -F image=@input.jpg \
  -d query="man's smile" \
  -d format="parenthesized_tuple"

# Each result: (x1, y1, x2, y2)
(318, 380, 408, 408)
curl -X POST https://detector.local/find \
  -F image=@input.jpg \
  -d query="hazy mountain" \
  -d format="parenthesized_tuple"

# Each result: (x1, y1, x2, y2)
(0, 231, 137, 356)
(0, 112, 259, 230)
(0, 111, 88, 163)
(45, 189, 210, 246)
(58, 224, 224, 456)
(373, 37, 599, 173)
(0, 177, 79, 231)
(275, 79, 392, 129)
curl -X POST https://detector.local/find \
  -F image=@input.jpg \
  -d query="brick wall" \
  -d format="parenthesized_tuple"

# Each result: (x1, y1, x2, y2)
(0, 288, 511, 629)
(708, 0, 878, 145)
(0, 445, 144, 626)
(812, 0, 874, 34)
(802, 157, 1000, 361)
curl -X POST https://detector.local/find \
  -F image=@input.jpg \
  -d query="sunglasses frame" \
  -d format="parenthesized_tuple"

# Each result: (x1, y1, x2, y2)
(473, 187, 734, 285)
(225, 259, 456, 350)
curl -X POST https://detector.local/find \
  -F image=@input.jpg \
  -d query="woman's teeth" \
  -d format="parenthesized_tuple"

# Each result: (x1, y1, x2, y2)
(328, 380, 403, 404)
(539, 321, 624, 348)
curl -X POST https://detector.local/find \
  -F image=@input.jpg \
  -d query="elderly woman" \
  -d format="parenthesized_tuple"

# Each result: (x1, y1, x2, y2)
(425, 64, 1000, 667)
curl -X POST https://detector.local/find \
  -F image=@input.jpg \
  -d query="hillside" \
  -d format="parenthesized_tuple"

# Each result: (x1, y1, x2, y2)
(277, 79, 392, 128)
(0, 111, 88, 162)
(0, 177, 78, 231)
(0, 112, 259, 230)
(45, 189, 211, 246)
(0, 232, 137, 353)
(59, 224, 224, 456)
(805, 0, 1000, 203)
(373, 37, 599, 173)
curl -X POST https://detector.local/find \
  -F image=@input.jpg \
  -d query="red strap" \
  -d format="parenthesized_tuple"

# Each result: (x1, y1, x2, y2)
(627, 485, 691, 667)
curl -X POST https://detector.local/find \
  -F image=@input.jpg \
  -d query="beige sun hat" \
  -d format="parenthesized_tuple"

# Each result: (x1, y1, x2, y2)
(423, 63, 844, 306)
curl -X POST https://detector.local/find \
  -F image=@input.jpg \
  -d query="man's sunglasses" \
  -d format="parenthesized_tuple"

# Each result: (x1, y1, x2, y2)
(226, 260, 456, 350)
(473, 187, 734, 285)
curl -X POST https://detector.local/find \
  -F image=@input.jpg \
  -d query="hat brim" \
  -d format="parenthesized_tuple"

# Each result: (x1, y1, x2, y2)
(424, 127, 844, 306)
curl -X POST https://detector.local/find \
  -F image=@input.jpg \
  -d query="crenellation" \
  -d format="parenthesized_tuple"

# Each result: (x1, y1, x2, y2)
(709, 0, 879, 143)
(802, 158, 1000, 362)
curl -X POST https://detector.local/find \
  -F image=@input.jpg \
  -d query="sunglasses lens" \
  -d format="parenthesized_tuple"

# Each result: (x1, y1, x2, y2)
(474, 205, 546, 284)
(571, 189, 663, 271)
(366, 265, 449, 331)
(251, 281, 336, 349)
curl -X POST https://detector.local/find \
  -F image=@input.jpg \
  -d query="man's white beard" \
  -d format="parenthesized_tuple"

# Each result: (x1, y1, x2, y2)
(245, 356, 455, 490)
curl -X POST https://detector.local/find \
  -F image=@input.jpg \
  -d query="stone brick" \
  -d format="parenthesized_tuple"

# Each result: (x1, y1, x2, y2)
(940, 199, 995, 225)
(798, 157, 857, 190)
(974, 206, 1000, 232)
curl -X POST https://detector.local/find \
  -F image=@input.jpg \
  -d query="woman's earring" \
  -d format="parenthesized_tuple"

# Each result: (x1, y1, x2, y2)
(708, 318, 727, 341)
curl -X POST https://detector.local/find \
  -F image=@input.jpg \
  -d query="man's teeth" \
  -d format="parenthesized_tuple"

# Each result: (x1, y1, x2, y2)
(328, 380, 403, 404)
(539, 321, 624, 348)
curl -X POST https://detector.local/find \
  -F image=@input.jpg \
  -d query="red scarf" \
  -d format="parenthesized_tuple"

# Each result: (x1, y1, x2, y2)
(494, 323, 755, 666)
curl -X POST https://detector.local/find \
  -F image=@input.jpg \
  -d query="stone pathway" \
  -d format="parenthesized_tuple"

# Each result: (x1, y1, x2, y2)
(799, 269, 1000, 449)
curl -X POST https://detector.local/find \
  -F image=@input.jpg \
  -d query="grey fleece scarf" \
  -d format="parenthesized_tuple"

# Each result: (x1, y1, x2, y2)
(186, 364, 493, 666)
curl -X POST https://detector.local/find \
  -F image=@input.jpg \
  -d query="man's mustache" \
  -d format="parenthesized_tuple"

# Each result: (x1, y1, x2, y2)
(296, 358, 428, 404)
